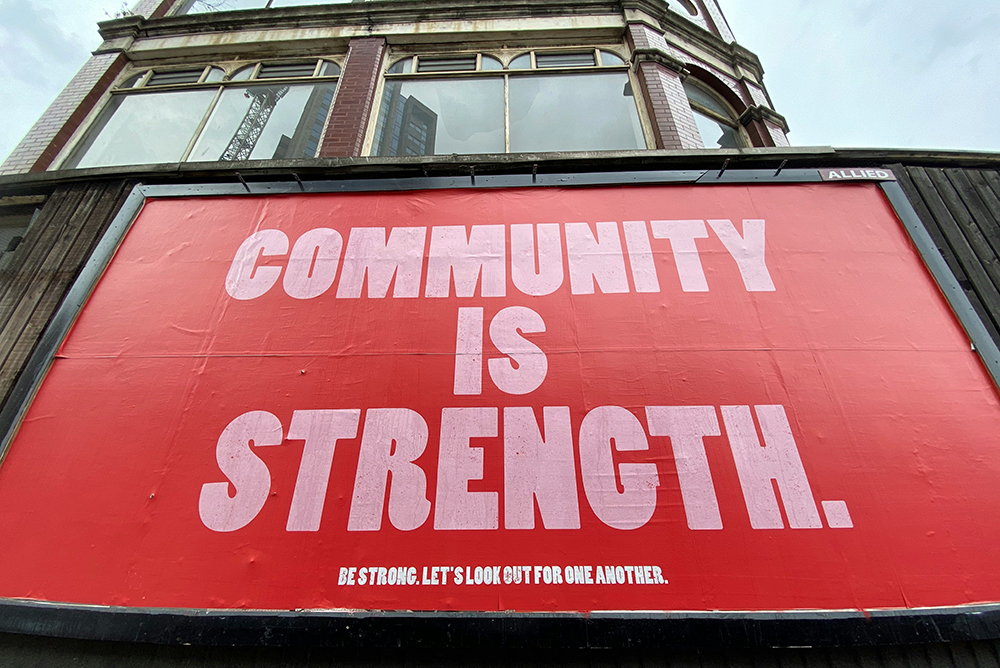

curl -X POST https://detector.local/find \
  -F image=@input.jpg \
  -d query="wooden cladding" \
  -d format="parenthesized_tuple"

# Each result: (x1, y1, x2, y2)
(894, 165, 1000, 346)
(0, 180, 134, 408)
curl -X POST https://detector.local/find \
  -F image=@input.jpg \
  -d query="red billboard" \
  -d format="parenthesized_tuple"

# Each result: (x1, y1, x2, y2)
(0, 182, 998, 613)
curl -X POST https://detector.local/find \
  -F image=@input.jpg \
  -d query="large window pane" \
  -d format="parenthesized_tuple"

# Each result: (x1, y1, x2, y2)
(373, 78, 504, 156)
(684, 80, 731, 117)
(509, 72, 644, 152)
(692, 111, 740, 149)
(183, 0, 268, 13)
(269, 0, 354, 6)
(69, 90, 217, 168)
(187, 83, 336, 162)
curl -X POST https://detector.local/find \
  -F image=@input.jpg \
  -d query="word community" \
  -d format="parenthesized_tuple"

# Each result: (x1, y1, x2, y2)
(338, 565, 668, 587)
(225, 219, 775, 300)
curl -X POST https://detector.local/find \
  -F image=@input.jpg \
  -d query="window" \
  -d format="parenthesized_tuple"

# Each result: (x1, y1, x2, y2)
(64, 60, 341, 169)
(665, 0, 702, 18)
(371, 49, 646, 157)
(684, 80, 743, 149)
(179, 0, 359, 13)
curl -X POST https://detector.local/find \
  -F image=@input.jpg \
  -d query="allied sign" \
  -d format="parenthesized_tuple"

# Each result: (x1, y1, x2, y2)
(820, 167, 897, 181)
(0, 182, 998, 613)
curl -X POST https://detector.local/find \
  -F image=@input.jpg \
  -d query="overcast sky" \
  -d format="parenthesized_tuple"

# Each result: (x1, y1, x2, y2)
(0, 0, 997, 161)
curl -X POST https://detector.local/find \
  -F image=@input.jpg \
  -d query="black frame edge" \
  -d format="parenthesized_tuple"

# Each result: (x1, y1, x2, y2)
(880, 180, 1000, 388)
(0, 184, 147, 463)
(0, 598, 998, 648)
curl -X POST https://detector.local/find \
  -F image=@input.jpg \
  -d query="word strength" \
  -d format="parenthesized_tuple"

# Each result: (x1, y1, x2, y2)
(198, 404, 854, 534)
(338, 565, 668, 587)
(224, 219, 775, 301)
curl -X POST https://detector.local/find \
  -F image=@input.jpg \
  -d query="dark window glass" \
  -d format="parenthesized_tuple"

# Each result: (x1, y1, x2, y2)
(373, 78, 504, 156)
(535, 52, 596, 68)
(417, 56, 478, 73)
(257, 62, 317, 79)
(508, 72, 644, 152)
(187, 83, 337, 161)
(146, 69, 205, 86)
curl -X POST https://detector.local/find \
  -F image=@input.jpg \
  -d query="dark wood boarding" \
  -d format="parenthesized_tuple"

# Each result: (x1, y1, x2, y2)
(0, 180, 134, 408)
(894, 165, 1000, 347)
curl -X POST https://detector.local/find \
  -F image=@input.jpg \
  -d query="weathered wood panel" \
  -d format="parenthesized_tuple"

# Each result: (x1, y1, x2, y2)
(893, 165, 1000, 346)
(0, 180, 134, 407)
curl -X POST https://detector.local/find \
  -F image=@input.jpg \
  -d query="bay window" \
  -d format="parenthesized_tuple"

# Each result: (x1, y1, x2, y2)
(372, 49, 647, 156)
(64, 60, 341, 169)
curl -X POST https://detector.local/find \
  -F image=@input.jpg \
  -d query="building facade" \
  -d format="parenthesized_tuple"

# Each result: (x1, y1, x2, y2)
(1, 1, 1000, 666)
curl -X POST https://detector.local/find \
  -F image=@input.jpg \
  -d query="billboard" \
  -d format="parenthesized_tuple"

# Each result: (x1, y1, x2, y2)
(0, 182, 998, 614)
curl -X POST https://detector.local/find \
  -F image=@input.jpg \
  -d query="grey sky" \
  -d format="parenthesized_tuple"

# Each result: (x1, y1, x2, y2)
(723, 0, 1000, 150)
(0, 0, 998, 161)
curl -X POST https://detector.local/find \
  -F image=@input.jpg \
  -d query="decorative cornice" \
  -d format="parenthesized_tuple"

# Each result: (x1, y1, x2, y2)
(99, 0, 628, 41)
(630, 47, 688, 75)
(738, 105, 790, 133)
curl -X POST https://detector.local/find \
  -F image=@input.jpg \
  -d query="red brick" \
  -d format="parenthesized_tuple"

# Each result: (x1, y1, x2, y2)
(318, 37, 386, 158)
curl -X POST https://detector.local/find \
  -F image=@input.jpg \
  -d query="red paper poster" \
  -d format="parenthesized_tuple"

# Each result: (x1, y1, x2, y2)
(0, 182, 998, 613)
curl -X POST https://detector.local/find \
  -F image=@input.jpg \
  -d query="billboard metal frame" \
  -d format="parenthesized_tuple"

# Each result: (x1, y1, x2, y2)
(0, 168, 997, 648)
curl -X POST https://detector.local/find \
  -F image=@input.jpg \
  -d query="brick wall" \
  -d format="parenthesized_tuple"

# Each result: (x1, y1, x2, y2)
(318, 37, 386, 158)
(628, 23, 791, 149)
(628, 24, 702, 150)
(635, 62, 703, 150)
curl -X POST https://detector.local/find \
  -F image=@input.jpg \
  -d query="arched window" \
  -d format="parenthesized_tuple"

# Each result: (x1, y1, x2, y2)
(683, 79, 744, 149)
(63, 59, 342, 169)
(371, 49, 646, 156)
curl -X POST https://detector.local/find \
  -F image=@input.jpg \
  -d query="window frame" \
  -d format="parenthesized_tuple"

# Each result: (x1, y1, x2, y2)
(59, 58, 343, 170)
(366, 47, 652, 156)
(683, 78, 749, 149)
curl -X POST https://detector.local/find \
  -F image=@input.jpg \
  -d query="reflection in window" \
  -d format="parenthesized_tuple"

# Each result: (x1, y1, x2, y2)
(188, 83, 338, 161)
(684, 80, 743, 149)
(692, 111, 740, 149)
(64, 60, 340, 168)
(181, 0, 354, 12)
(373, 78, 504, 156)
(183, 0, 268, 12)
(373, 49, 645, 156)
